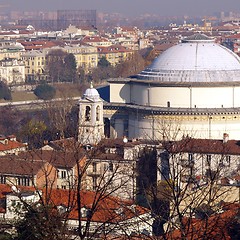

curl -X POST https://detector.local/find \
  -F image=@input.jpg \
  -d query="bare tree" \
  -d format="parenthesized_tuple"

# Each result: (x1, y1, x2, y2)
(46, 49, 67, 83)
(150, 137, 239, 239)
(1, 136, 153, 240)
(44, 97, 76, 139)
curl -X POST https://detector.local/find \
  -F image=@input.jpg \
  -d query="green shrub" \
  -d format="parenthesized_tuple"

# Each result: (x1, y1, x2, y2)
(0, 81, 12, 100)
(34, 84, 56, 100)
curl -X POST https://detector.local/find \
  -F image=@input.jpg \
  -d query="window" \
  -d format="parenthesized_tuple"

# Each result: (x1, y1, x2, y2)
(188, 153, 193, 161)
(96, 105, 100, 121)
(61, 185, 66, 189)
(206, 154, 211, 166)
(61, 171, 66, 179)
(92, 162, 97, 172)
(225, 155, 231, 167)
(18, 177, 30, 186)
(108, 163, 113, 172)
(85, 106, 91, 121)
(104, 163, 108, 171)
(167, 101, 170, 107)
(0, 175, 6, 184)
(219, 155, 231, 167)
(92, 176, 97, 190)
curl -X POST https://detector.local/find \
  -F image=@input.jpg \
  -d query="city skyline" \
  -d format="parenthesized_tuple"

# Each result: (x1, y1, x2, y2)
(4, 0, 240, 17)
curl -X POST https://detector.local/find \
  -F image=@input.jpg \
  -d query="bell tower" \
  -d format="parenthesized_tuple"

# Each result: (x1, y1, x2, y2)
(78, 83, 104, 144)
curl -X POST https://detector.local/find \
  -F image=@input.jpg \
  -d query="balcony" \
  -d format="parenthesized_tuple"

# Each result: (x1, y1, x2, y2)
(86, 170, 101, 176)
(180, 159, 194, 168)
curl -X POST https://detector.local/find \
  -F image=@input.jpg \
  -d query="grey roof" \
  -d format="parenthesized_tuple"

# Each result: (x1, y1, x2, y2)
(137, 34, 240, 83)
(182, 33, 214, 42)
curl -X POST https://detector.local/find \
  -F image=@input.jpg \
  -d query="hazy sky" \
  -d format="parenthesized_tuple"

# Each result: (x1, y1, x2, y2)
(4, 0, 240, 17)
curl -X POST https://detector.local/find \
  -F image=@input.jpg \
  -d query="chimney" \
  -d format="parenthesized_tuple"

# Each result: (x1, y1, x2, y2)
(223, 133, 229, 143)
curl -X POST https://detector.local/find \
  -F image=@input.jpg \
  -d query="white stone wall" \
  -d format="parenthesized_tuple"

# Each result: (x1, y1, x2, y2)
(0, 60, 25, 84)
(110, 83, 130, 103)
(126, 114, 240, 141)
(78, 98, 104, 145)
(110, 82, 240, 108)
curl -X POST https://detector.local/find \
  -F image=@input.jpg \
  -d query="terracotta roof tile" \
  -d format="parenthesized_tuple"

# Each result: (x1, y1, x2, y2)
(82, 36, 109, 43)
(18, 149, 85, 168)
(0, 184, 149, 223)
(167, 138, 240, 155)
(169, 207, 239, 239)
(47, 188, 148, 222)
(19, 40, 58, 50)
(97, 45, 131, 54)
(0, 156, 46, 175)
(0, 139, 26, 151)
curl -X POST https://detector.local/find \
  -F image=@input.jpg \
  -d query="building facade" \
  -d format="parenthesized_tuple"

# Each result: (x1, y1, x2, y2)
(0, 58, 25, 84)
(98, 45, 133, 66)
(21, 50, 47, 81)
(103, 34, 240, 141)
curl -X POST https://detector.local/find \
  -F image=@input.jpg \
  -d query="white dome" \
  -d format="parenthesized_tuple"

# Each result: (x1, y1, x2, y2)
(83, 83, 100, 101)
(137, 34, 240, 83)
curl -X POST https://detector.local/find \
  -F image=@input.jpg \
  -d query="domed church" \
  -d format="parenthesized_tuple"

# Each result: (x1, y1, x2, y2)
(103, 34, 240, 141)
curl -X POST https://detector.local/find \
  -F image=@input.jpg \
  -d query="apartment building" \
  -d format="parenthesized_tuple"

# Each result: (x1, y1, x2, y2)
(21, 50, 47, 81)
(97, 45, 133, 66)
(164, 136, 240, 184)
(19, 147, 86, 190)
(222, 33, 240, 55)
(83, 137, 163, 200)
(65, 25, 98, 37)
(0, 58, 25, 84)
(0, 185, 153, 238)
(0, 135, 27, 156)
(63, 44, 98, 71)
(82, 36, 112, 47)
(0, 41, 25, 61)
(0, 156, 57, 188)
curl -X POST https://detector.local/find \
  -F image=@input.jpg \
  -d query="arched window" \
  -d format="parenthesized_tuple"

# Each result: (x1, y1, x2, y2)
(85, 106, 91, 121)
(96, 105, 100, 121)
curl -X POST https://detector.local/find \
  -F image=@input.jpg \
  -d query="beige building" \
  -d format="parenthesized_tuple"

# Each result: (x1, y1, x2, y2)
(22, 44, 98, 81)
(82, 36, 112, 47)
(65, 25, 98, 37)
(0, 41, 25, 61)
(0, 135, 27, 156)
(0, 58, 25, 84)
(165, 137, 240, 183)
(0, 156, 57, 189)
(98, 45, 133, 66)
(63, 45, 98, 71)
(21, 50, 47, 81)
(111, 26, 141, 50)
